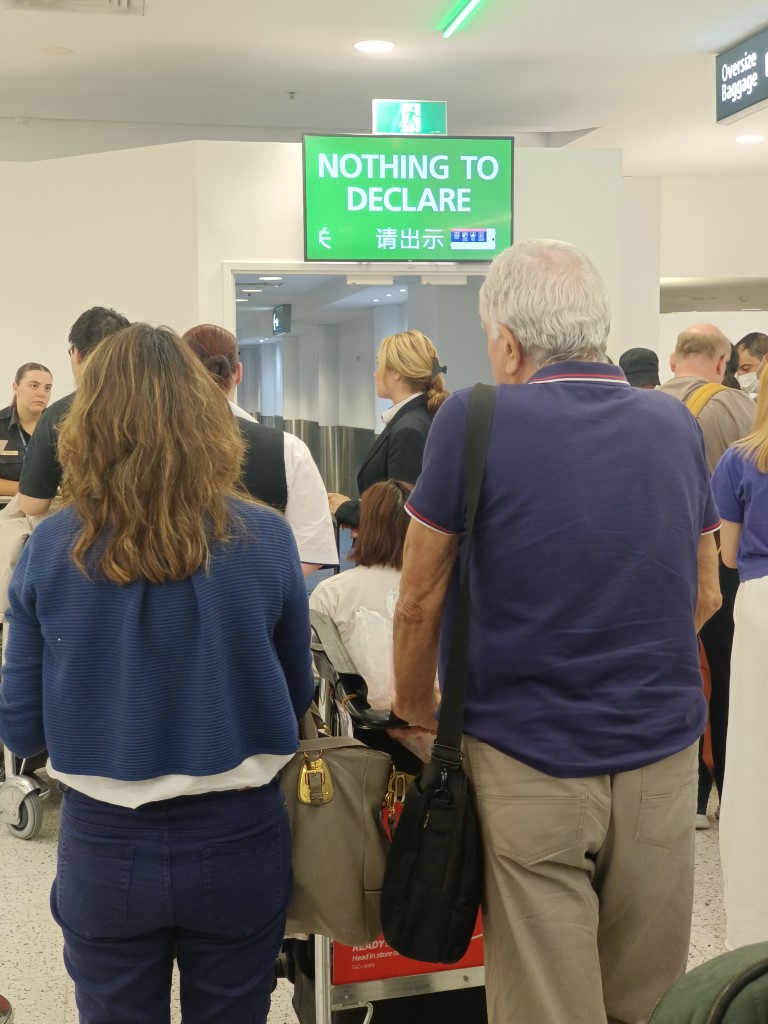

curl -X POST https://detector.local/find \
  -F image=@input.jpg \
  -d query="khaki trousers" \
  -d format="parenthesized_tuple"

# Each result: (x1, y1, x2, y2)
(464, 738, 698, 1024)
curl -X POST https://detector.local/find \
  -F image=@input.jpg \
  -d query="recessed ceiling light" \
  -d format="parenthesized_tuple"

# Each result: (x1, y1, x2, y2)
(235, 298, 247, 303)
(399, 288, 407, 293)
(385, 293, 392, 297)
(241, 288, 263, 293)
(258, 276, 283, 281)
(372, 298, 380, 302)
(736, 134, 765, 144)
(354, 40, 395, 53)
(41, 46, 74, 56)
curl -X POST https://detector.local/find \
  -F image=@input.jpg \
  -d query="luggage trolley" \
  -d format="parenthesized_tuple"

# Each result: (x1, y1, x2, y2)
(289, 611, 486, 1024)
(0, 747, 48, 840)
(0, 622, 49, 840)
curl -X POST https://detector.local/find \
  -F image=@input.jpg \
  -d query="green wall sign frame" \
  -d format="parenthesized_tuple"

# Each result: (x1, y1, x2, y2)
(303, 134, 514, 263)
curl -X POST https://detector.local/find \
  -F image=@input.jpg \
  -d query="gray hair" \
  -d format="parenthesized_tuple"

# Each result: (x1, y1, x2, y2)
(479, 239, 611, 367)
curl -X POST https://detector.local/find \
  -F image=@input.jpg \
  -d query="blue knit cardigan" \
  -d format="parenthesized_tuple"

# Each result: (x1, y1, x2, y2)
(0, 501, 313, 780)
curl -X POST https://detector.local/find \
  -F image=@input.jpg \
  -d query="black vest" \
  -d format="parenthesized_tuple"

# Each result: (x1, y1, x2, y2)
(236, 419, 288, 512)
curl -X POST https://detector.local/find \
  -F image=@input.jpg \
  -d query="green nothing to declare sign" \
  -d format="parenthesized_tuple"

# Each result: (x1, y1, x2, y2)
(303, 134, 514, 263)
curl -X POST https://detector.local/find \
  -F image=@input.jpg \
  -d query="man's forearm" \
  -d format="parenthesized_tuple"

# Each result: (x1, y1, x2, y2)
(695, 532, 722, 632)
(392, 524, 458, 727)
(393, 599, 442, 726)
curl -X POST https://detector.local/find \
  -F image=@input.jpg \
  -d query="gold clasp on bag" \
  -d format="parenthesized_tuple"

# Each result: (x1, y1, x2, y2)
(384, 768, 413, 832)
(298, 753, 335, 805)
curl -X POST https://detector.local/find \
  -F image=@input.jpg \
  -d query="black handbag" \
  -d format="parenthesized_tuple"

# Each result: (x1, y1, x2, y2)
(380, 382, 496, 964)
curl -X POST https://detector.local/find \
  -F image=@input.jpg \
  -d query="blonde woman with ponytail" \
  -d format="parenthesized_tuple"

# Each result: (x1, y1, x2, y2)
(330, 330, 448, 528)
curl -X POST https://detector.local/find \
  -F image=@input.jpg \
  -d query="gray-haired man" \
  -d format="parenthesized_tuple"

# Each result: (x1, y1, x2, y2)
(393, 239, 722, 1024)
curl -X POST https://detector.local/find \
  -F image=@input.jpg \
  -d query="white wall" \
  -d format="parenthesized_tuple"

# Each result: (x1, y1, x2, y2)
(258, 343, 282, 418)
(514, 148, 625, 353)
(295, 328, 320, 423)
(655, 173, 768, 381)
(0, 144, 199, 395)
(281, 336, 299, 420)
(194, 141, 304, 329)
(661, 176, 768, 279)
(620, 177, 662, 355)
(338, 314, 378, 430)
(317, 325, 339, 427)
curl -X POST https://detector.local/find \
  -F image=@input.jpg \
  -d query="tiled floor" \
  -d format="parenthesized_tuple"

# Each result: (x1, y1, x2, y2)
(0, 779, 725, 1023)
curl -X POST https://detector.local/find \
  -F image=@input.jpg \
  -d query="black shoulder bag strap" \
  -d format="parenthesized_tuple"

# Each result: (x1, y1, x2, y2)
(432, 382, 497, 767)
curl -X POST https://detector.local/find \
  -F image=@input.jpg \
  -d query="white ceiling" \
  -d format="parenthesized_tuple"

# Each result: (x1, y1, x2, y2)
(4, 0, 768, 314)
(234, 272, 424, 339)
(1, 0, 768, 174)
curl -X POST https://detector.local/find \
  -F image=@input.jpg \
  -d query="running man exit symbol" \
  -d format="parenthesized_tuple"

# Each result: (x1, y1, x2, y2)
(400, 103, 421, 133)
(318, 227, 332, 249)
(372, 99, 447, 135)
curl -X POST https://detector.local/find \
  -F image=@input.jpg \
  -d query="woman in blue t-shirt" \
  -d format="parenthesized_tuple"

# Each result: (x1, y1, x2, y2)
(711, 382, 768, 951)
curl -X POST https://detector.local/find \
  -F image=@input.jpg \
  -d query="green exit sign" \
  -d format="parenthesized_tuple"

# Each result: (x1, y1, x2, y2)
(372, 99, 447, 136)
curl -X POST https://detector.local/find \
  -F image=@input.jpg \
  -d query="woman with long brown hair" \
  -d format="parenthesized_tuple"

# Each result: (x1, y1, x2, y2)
(0, 324, 313, 1024)
(330, 329, 448, 528)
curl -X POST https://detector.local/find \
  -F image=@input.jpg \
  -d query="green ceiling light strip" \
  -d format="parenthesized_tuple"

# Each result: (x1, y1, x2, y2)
(442, 0, 486, 38)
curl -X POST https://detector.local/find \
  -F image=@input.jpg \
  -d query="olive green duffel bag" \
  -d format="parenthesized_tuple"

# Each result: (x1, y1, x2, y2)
(650, 943, 768, 1023)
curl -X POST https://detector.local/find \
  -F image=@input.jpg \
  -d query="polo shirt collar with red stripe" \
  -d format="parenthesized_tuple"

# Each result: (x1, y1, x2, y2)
(527, 361, 631, 387)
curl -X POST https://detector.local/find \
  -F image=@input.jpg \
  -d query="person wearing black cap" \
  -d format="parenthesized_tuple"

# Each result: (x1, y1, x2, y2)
(619, 347, 660, 389)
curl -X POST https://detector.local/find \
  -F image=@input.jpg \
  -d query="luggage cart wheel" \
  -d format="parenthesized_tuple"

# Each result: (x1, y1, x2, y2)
(6, 792, 43, 840)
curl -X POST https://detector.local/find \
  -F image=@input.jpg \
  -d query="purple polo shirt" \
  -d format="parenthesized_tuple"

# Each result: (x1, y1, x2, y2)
(407, 361, 719, 777)
(711, 446, 768, 583)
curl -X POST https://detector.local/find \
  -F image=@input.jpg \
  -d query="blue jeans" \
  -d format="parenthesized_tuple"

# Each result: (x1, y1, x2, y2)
(51, 781, 291, 1024)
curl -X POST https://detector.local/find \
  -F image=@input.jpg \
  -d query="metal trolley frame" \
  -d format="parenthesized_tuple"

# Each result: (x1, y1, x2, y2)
(304, 611, 486, 1024)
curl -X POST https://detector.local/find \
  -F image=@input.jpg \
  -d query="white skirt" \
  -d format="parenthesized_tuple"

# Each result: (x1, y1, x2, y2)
(719, 574, 768, 949)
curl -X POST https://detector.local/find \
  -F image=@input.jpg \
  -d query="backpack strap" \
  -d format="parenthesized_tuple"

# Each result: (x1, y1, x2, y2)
(684, 382, 727, 419)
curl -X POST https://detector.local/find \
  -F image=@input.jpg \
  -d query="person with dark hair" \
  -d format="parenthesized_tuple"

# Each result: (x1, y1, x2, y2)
(618, 347, 660, 388)
(17, 306, 130, 517)
(182, 323, 337, 574)
(310, 479, 413, 651)
(329, 330, 449, 529)
(0, 324, 312, 1024)
(734, 331, 768, 396)
(310, 479, 431, 764)
(723, 344, 742, 390)
(0, 362, 53, 498)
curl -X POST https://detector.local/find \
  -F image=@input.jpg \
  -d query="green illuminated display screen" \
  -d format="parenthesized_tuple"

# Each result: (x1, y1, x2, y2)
(303, 134, 513, 263)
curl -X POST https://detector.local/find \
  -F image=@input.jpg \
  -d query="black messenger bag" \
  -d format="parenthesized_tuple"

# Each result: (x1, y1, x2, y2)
(380, 383, 495, 964)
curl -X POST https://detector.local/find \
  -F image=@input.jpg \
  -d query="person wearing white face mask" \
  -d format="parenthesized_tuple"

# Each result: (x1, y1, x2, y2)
(735, 332, 768, 398)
